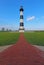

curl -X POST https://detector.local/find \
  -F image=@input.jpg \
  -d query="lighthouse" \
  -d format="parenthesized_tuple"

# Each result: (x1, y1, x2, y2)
(19, 6, 24, 32)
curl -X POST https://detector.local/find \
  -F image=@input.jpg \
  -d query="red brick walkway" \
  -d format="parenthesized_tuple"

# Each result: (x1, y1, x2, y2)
(0, 33, 44, 65)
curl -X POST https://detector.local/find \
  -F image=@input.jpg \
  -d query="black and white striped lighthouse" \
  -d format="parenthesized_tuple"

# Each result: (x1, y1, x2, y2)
(19, 6, 24, 32)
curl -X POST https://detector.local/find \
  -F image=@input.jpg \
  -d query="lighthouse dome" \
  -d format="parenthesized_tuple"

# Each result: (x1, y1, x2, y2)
(20, 6, 24, 11)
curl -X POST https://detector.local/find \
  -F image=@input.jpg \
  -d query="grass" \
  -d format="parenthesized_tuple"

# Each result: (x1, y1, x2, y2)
(0, 31, 44, 46)
(0, 32, 20, 46)
(24, 31, 44, 46)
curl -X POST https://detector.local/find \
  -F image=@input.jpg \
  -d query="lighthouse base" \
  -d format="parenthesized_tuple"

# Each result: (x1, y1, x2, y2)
(19, 30, 24, 32)
(19, 27, 24, 32)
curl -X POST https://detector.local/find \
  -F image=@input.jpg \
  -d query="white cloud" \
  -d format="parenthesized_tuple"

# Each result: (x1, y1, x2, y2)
(41, 16, 44, 19)
(27, 16, 35, 21)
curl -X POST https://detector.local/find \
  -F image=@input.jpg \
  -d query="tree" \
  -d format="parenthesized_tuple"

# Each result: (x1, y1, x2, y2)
(1, 27, 5, 31)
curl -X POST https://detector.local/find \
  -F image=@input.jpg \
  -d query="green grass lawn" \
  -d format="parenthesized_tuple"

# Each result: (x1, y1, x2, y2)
(24, 32, 44, 46)
(0, 32, 20, 46)
(0, 31, 44, 46)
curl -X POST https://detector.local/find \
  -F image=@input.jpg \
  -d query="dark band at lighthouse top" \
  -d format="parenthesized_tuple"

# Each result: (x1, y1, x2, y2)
(20, 6, 24, 11)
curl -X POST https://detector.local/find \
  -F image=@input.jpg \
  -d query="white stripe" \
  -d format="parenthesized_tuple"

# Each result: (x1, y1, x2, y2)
(20, 19, 23, 22)
(20, 11, 23, 15)
(20, 26, 24, 29)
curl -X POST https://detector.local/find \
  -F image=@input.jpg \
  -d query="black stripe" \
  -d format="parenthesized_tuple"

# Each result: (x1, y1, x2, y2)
(20, 15, 23, 19)
(20, 23, 24, 26)
(19, 28, 24, 30)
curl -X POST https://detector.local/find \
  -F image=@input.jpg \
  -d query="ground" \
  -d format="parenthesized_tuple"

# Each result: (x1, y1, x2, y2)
(0, 33, 44, 65)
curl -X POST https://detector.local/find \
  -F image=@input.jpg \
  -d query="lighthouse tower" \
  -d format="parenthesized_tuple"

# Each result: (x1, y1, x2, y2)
(19, 6, 24, 32)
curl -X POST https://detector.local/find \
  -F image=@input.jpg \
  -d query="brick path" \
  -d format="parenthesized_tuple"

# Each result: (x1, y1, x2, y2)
(0, 33, 44, 65)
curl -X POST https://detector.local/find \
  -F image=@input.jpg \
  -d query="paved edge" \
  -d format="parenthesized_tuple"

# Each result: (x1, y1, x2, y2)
(33, 45, 44, 51)
(0, 45, 13, 52)
(0, 45, 44, 52)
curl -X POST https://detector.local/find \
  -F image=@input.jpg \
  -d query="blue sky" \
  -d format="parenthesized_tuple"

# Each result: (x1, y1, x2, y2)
(0, 0, 44, 30)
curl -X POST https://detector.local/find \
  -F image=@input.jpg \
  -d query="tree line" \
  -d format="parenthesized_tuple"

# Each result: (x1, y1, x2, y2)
(0, 27, 12, 32)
